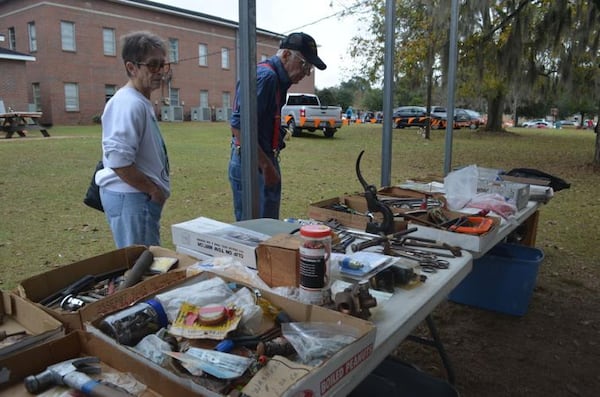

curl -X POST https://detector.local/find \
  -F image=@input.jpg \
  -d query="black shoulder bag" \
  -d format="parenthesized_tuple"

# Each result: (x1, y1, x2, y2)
(84, 161, 104, 212)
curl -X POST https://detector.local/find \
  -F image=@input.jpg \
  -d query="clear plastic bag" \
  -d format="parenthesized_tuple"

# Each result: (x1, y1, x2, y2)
(282, 322, 360, 366)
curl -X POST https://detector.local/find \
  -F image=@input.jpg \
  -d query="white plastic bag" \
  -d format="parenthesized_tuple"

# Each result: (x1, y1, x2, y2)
(444, 165, 479, 210)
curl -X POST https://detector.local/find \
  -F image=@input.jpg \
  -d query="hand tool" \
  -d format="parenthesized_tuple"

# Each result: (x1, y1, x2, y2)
(118, 249, 154, 290)
(355, 150, 395, 235)
(24, 357, 132, 396)
(400, 237, 463, 257)
(40, 267, 128, 307)
(350, 227, 417, 253)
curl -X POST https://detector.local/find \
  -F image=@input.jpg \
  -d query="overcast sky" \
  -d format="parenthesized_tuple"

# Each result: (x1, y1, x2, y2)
(159, 0, 365, 88)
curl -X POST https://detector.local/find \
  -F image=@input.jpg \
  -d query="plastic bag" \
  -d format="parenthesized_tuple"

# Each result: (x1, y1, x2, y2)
(282, 322, 360, 366)
(467, 193, 517, 219)
(444, 165, 478, 210)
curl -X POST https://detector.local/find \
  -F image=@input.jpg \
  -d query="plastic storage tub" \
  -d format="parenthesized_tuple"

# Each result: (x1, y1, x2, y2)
(448, 243, 544, 316)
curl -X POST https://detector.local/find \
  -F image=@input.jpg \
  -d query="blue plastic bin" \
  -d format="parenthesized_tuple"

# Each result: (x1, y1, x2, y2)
(448, 243, 544, 316)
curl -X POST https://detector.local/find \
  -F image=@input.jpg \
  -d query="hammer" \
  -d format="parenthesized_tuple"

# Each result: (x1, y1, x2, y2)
(24, 356, 132, 396)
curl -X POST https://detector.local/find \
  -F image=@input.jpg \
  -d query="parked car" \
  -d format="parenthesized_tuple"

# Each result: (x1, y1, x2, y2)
(455, 108, 483, 129)
(522, 119, 552, 128)
(392, 106, 428, 128)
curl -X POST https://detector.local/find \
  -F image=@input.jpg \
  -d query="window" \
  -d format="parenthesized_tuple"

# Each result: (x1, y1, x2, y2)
(169, 88, 180, 106)
(64, 83, 79, 111)
(105, 84, 117, 102)
(221, 47, 229, 69)
(32, 83, 41, 111)
(260, 54, 268, 62)
(102, 28, 116, 56)
(169, 38, 179, 63)
(199, 90, 209, 108)
(222, 92, 231, 109)
(198, 43, 208, 66)
(28, 22, 36, 52)
(8, 27, 16, 50)
(61, 21, 76, 51)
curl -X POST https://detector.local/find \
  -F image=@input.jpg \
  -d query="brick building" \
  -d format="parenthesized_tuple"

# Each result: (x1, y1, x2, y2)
(0, 0, 315, 125)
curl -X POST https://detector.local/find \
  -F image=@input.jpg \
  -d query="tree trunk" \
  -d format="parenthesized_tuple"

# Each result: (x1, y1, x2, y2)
(594, 122, 600, 166)
(486, 93, 505, 131)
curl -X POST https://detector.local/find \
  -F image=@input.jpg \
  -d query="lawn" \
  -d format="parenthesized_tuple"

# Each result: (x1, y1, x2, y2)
(1, 122, 598, 396)
(0, 122, 598, 289)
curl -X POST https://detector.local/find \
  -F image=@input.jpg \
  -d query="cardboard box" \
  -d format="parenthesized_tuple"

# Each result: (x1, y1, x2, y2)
(89, 272, 377, 397)
(308, 196, 406, 232)
(16, 246, 193, 331)
(477, 179, 530, 210)
(172, 217, 271, 269)
(256, 233, 301, 287)
(0, 291, 64, 360)
(0, 331, 199, 396)
(407, 209, 501, 253)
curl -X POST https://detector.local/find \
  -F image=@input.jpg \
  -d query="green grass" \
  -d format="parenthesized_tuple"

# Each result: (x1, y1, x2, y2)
(1, 123, 598, 291)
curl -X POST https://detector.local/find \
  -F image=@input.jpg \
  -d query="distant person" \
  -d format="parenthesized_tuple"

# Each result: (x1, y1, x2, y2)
(228, 32, 327, 221)
(346, 106, 353, 123)
(95, 31, 171, 248)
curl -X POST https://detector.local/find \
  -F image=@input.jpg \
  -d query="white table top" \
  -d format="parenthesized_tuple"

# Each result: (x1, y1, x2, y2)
(333, 251, 473, 395)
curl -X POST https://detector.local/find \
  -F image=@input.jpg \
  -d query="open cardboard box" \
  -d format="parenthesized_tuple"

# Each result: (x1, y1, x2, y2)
(88, 271, 376, 397)
(0, 331, 197, 396)
(308, 196, 407, 232)
(405, 209, 501, 253)
(16, 246, 196, 331)
(0, 291, 64, 360)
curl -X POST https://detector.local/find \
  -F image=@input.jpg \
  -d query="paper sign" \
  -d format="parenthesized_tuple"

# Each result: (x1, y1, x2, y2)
(242, 355, 313, 397)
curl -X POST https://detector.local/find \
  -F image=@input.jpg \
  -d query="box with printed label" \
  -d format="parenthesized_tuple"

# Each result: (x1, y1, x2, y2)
(88, 272, 376, 397)
(172, 217, 271, 269)
(16, 246, 193, 331)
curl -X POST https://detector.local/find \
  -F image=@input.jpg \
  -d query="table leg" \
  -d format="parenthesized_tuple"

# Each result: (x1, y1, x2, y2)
(406, 315, 456, 385)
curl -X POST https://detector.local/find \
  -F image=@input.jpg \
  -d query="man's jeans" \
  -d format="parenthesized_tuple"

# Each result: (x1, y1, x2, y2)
(100, 188, 163, 248)
(228, 146, 281, 221)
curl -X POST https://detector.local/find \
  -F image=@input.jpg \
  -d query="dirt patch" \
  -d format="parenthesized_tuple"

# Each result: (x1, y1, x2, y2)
(393, 261, 600, 397)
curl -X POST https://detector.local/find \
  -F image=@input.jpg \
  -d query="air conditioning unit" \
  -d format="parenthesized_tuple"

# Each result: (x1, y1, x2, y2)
(161, 106, 184, 122)
(191, 107, 201, 121)
(216, 107, 232, 121)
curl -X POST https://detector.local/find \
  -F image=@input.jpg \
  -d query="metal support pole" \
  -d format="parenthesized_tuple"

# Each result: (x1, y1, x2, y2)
(443, 0, 459, 175)
(238, 0, 259, 219)
(380, 0, 396, 187)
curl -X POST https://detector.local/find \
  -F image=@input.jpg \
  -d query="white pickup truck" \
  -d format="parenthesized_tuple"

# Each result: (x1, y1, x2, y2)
(281, 93, 342, 138)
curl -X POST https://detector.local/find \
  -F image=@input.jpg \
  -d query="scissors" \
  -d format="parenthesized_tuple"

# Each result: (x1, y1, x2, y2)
(417, 258, 450, 273)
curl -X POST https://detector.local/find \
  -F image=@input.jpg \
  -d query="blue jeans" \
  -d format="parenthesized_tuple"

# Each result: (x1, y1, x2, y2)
(100, 188, 163, 248)
(228, 146, 281, 221)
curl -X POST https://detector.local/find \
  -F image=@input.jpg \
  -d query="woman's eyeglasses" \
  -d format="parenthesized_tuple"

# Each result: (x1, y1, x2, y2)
(136, 61, 171, 73)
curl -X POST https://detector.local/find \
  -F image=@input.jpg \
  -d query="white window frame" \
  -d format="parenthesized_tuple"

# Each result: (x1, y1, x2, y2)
(28, 22, 37, 52)
(61, 21, 76, 52)
(32, 83, 42, 112)
(221, 47, 229, 69)
(170, 88, 180, 106)
(169, 38, 179, 63)
(198, 43, 208, 66)
(102, 28, 116, 56)
(105, 84, 117, 102)
(8, 27, 16, 50)
(222, 92, 231, 109)
(200, 90, 209, 108)
(64, 83, 79, 112)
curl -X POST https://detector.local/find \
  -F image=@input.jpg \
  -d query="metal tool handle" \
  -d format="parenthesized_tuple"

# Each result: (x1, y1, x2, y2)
(64, 372, 132, 397)
(119, 249, 154, 290)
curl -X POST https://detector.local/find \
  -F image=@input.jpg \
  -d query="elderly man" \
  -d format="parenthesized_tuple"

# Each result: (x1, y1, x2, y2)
(228, 32, 326, 221)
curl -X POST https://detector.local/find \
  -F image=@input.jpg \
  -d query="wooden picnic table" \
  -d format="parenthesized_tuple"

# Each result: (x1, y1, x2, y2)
(0, 112, 50, 138)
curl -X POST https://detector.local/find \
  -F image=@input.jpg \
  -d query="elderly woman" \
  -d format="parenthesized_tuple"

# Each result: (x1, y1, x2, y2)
(95, 31, 171, 248)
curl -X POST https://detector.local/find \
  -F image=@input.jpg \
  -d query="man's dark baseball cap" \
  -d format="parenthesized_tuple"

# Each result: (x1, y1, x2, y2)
(280, 32, 327, 70)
